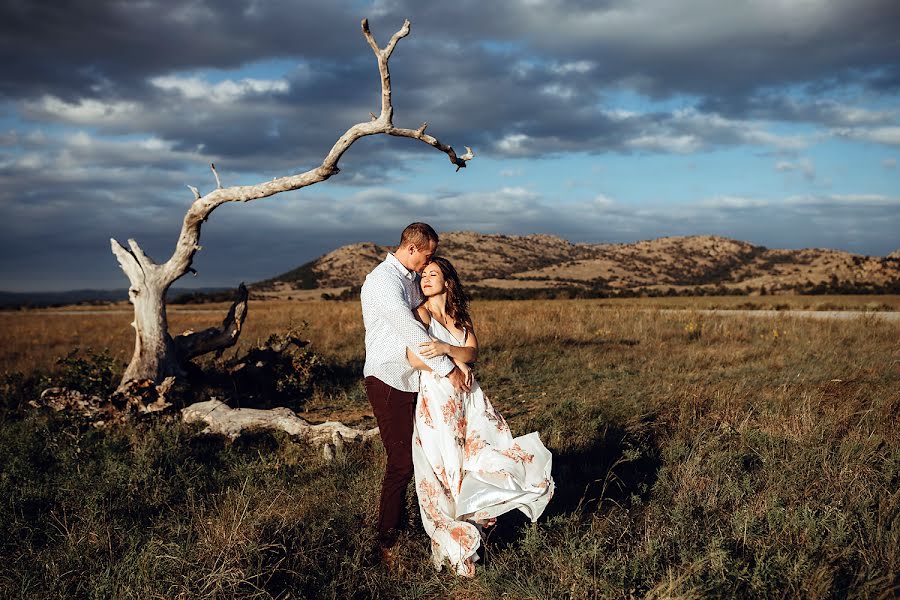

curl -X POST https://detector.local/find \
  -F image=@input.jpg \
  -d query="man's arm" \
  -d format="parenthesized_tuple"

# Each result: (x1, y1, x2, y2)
(362, 271, 455, 376)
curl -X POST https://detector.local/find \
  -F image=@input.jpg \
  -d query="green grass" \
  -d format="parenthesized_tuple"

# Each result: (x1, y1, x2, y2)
(1, 301, 897, 598)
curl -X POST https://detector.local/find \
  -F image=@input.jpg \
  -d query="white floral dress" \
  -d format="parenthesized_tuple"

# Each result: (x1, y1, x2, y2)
(412, 318, 555, 576)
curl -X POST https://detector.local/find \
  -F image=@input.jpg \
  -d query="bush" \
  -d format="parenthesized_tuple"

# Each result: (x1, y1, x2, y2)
(215, 332, 331, 410)
(49, 348, 121, 397)
(0, 370, 49, 414)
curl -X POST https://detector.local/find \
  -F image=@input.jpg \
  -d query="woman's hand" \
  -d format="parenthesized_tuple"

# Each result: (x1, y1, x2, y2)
(418, 339, 450, 359)
(453, 358, 474, 387)
(454, 360, 474, 388)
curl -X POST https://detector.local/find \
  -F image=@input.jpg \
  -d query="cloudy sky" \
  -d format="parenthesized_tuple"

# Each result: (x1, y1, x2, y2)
(2, 0, 898, 291)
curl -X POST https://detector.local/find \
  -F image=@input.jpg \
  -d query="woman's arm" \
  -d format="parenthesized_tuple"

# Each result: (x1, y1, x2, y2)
(408, 347, 472, 386)
(418, 328, 479, 364)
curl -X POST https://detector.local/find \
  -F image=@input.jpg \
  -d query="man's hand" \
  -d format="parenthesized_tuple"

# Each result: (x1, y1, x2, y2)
(446, 366, 471, 394)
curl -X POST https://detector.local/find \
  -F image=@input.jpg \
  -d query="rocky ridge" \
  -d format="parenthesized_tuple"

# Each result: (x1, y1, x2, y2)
(252, 232, 900, 298)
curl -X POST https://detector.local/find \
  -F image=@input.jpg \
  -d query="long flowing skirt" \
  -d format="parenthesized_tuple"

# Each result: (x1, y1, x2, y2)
(412, 371, 554, 576)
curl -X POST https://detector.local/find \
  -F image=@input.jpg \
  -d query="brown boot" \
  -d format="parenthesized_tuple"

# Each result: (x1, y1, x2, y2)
(379, 545, 406, 576)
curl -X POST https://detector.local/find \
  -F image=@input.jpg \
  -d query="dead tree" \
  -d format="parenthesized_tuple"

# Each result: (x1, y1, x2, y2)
(110, 19, 473, 392)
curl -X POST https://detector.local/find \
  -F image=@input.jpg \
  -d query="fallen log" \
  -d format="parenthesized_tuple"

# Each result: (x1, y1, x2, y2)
(181, 399, 379, 459)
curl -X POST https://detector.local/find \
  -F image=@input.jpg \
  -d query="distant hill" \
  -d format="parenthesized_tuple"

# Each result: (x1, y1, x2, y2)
(251, 232, 900, 299)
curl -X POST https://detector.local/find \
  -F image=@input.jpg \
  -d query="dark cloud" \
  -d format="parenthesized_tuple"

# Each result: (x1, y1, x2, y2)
(0, 0, 363, 100)
(4, 0, 895, 176)
(1, 1, 898, 291)
(372, 0, 900, 98)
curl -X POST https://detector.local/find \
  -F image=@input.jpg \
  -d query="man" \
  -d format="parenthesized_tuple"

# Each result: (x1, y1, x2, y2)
(360, 222, 470, 570)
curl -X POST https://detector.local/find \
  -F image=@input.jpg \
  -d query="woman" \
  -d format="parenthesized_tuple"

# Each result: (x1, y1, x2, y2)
(406, 257, 554, 577)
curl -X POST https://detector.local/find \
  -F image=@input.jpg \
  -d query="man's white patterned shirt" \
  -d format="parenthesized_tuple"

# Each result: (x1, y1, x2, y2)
(361, 253, 455, 392)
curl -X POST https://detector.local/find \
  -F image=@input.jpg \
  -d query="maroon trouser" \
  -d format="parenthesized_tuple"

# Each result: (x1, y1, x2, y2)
(364, 376, 417, 548)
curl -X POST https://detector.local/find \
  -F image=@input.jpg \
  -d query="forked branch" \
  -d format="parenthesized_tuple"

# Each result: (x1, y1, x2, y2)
(154, 18, 472, 287)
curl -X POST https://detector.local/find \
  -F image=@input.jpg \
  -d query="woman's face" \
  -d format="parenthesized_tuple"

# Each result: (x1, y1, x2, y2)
(420, 262, 446, 297)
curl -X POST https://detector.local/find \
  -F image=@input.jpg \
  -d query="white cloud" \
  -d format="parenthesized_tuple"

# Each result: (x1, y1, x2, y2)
(150, 76, 290, 103)
(4, 128, 207, 179)
(834, 126, 900, 146)
(882, 157, 897, 169)
(551, 60, 594, 75)
(604, 108, 638, 121)
(829, 194, 899, 204)
(740, 128, 807, 150)
(496, 133, 533, 156)
(700, 196, 770, 209)
(30, 96, 141, 124)
(540, 83, 576, 99)
(775, 157, 815, 180)
(607, 107, 807, 155)
(68, 131, 94, 147)
(670, 108, 807, 150)
(626, 134, 701, 154)
(16, 153, 44, 169)
(783, 193, 899, 206)
(592, 194, 615, 207)
(823, 104, 896, 126)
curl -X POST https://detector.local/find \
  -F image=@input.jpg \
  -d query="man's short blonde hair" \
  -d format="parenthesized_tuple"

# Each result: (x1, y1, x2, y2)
(399, 222, 439, 249)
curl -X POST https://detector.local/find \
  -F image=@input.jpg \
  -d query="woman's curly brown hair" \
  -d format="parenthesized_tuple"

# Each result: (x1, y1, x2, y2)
(424, 256, 473, 332)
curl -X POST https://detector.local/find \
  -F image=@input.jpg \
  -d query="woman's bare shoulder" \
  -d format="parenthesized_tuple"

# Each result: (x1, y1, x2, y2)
(414, 302, 431, 325)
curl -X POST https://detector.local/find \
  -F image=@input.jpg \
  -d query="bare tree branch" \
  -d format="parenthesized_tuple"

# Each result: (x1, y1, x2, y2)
(383, 19, 411, 58)
(387, 127, 474, 170)
(128, 238, 156, 269)
(110, 18, 474, 387)
(360, 18, 381, 55)
(175, 283, 249, 360)
(210, 163, 222, 189)
(110, 238, 144, 282)
(155, 18, 473, 287)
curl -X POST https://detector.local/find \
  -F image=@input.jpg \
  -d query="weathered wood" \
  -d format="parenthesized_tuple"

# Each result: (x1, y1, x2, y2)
(110, 18, 473, 390)
(175, 283, 249, 361)
(111, 238, 183, 386)
(182, 399, 379, 451)
(33, 377, 176, 425)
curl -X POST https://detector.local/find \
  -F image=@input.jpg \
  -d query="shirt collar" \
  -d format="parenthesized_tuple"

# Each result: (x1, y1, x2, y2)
(386, 252, 416, 280)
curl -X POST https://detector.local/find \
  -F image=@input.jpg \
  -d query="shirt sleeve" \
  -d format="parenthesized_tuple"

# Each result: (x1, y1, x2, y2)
(362, 270, 455, 377)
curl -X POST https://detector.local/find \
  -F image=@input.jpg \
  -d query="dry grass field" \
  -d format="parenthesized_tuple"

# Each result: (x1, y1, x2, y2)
(2, 294, 897, 376)
(1, 296, 898, 597)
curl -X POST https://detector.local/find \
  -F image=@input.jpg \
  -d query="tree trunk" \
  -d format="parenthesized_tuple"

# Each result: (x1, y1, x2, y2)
(120, 280, 182, 384)
(111, 237, 250, 393)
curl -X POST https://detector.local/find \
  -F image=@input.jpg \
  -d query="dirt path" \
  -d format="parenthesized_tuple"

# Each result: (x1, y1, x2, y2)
(657, 309, 900, 322)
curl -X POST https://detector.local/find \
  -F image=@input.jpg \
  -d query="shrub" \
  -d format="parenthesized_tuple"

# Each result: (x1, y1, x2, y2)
(50, 348, 121, 397)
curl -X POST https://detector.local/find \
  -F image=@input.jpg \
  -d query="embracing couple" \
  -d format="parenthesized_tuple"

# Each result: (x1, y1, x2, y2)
(360, 222, 554, 577)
